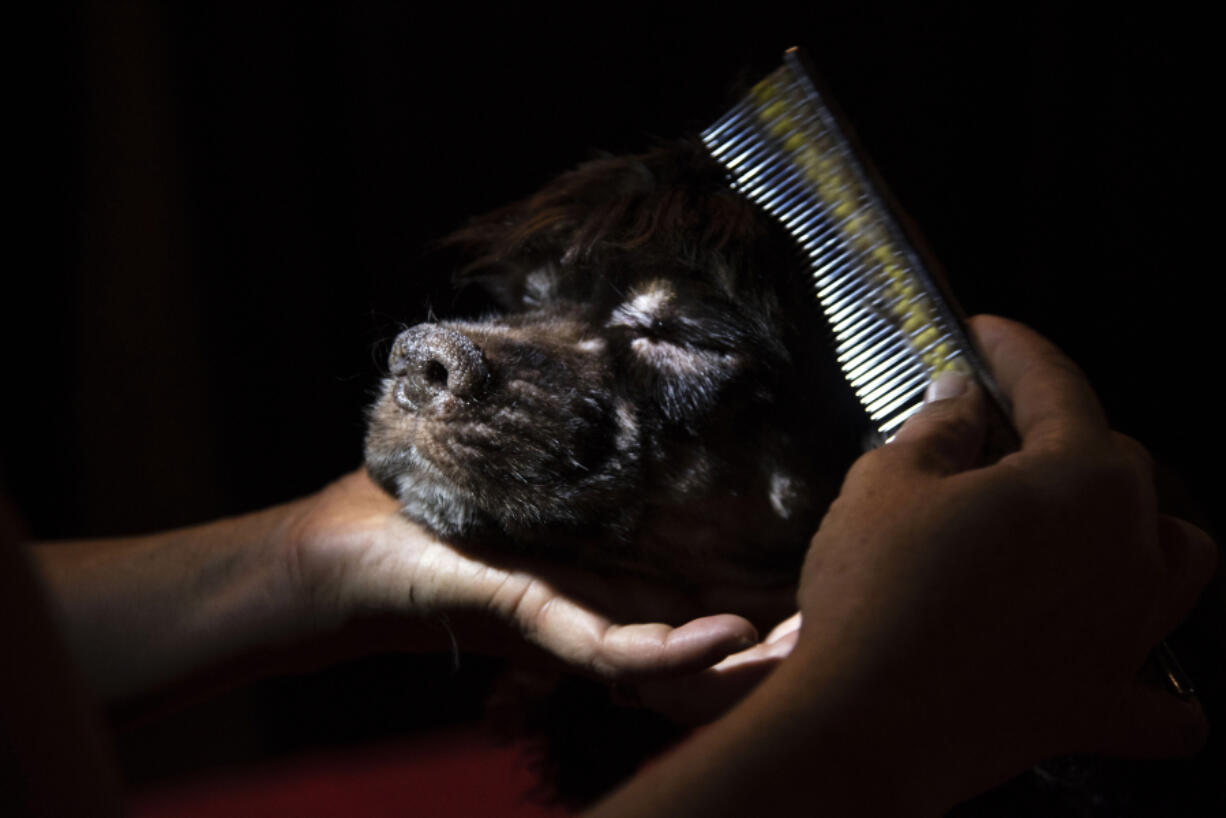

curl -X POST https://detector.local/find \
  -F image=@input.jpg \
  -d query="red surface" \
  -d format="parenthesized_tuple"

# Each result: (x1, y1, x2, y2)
(127, 726, 574, 818)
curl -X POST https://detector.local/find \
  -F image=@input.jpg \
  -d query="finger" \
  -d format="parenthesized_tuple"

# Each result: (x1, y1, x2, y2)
(526, 591, 759, 681)
(888, 371, 987, 475)
(558, 574, 714, 626)
(967, 315, 1109, 452)
(1147, 515, 1220, 645)
(1096, 681, 1209, 758)
(508, 556, 758, 627)
(764, 612, 801, 644)
(693, 584, 797, 632)
(590, 615, 760, 679)
(632, 627, 799, 724)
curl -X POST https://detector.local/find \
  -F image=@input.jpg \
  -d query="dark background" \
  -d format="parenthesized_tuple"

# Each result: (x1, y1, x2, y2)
(12, 0, 1220, 802)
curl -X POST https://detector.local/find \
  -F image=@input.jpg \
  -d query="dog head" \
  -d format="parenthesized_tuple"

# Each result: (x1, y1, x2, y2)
(365, 140, 861, 585)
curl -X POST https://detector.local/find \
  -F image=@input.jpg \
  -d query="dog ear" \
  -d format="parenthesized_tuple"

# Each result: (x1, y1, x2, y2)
(456, 263, 566, 313)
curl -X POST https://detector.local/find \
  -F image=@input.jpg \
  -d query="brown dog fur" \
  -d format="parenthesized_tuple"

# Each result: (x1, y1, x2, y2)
(365, 139, 863, 590)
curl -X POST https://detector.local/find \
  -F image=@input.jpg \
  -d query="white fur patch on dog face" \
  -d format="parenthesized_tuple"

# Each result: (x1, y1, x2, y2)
(768, 470, 798, 520)
(624, 288, 669, 323)
(522, 268, 561, 307)
(614, 398, 639, 452)
(609, 281, 741, 381)
(607, 281, 674, 331)
(630, 336, 732, 377)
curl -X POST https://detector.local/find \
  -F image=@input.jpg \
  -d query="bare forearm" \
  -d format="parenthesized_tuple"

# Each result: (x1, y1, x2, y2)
(28, 500, 311, 706)
(587, 646, 944, 818)
(21, 468, 764, 714)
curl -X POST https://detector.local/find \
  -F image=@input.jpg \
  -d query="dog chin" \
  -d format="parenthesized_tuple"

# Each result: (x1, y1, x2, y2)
(392, 451, 489, 538)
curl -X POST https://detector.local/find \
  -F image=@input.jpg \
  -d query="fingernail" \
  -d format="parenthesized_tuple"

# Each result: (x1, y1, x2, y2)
(925, 371, 969, 403)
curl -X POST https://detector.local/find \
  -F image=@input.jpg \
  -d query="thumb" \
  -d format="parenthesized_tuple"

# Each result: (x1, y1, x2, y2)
(888, 371, 988, 474)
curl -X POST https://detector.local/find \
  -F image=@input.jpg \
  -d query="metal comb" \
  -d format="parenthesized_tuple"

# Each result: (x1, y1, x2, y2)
(701, 46, 1195, 698)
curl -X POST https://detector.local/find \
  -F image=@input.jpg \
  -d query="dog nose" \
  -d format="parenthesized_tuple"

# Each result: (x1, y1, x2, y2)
(389, 324, 489, 410)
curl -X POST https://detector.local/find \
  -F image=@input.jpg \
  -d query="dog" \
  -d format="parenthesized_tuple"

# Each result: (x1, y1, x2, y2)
(362, 139, 871, 802)
(364, 138, 864, 593)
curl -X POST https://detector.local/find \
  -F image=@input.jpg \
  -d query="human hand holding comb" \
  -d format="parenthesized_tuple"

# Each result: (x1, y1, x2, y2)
(591, 315, 1217, 817)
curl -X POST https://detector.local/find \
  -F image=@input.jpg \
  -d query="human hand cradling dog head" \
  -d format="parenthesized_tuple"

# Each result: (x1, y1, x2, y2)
(279, 468, 792, 684)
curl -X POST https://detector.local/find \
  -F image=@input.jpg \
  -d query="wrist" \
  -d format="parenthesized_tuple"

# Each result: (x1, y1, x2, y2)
(771, 633, 1035, 815)
(758, 648, 954, 816)
(270, 493, 336, 632)
(273, 474, 479, 655)
(590, 644, 952, 818)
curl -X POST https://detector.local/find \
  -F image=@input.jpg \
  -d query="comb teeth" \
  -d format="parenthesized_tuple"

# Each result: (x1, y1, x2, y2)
(702, 49, 973, 440)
